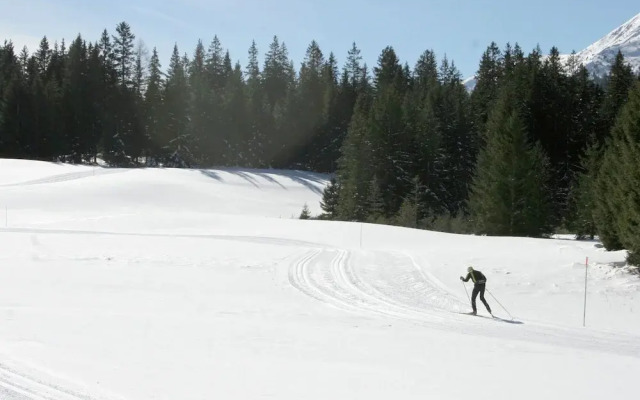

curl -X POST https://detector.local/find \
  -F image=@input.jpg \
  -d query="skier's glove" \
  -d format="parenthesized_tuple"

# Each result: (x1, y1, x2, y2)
(459, 276, 464, 281)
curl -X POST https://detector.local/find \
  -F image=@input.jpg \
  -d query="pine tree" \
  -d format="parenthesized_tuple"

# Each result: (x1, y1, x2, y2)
(112, 22, 136, 89)
(0, 42, 28, 157)
(189, 40, 210, 164)
(592, 143, 625, 250)
(432, 58, 475, 215)
(526, 47, 574, 225)
(62, 35, 91, 162)
(245, 40, 267, 167)
(337, 95, 373, 221)
(594, 82, 640, 263)
(162, 44, 192, 166)
(223, 62, 247, 165)
(202, 36, 230, 165)
(414, 50, 438, 97)
(291, 40, 326, 168)
(344, 42, 364, 88)
(470, 42, 503, 134)
(366, 46, 411, 214)
(263, 36, 293, 109)
(312, 52, 342, 172)
(299, 203, 311, 219)
(130, 43, 148, 162)
(320, 177, 340, 219)
(144, 47, 164, 164)
(469, 85, 552, 236)
(600, 51, 635, 141)
(395, 198, 418, 228)
(394, 176, 421, 228)
(206, 36, 228, 90)
(263, 36, 295, 167)
(566, 140, 600, 239)
(35, 36, 51, 75)
(366, 176, 386, 223)
(86, 43, 105, 162)
(406, 50, 441, 215)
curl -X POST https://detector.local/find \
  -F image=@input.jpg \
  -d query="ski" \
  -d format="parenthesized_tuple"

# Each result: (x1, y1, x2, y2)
(455, 311, 523, 324)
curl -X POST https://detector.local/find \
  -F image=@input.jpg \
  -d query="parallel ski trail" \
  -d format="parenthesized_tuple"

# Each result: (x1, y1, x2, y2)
(289, 248, 460, 323)
(288, 247, 640, 358)
(0, 363, 102, 400)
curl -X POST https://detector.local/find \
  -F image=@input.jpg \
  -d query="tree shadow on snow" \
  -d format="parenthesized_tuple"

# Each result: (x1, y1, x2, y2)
(198, 167, 328, 195)
(199, 169, 223, 182)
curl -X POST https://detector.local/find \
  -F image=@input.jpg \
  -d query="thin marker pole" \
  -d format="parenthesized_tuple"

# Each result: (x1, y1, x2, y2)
(583, 257, 588, 327)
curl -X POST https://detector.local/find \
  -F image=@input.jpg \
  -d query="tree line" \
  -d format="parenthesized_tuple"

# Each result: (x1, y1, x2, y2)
(0, 22, 352, 169)
(2, 22, 640, 264)
(320, 43, 640, 265)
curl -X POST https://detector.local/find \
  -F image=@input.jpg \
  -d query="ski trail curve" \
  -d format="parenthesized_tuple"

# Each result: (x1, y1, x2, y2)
(288, 248, 462, 322)
(0, 363, 104, 400)
(287, 247, 640, 358)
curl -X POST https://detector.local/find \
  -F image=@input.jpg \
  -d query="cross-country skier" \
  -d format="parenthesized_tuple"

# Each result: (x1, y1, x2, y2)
(460, 266, 492, 316)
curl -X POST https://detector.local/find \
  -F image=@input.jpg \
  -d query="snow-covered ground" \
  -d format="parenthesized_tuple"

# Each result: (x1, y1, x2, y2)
(0, 158, 638, 400)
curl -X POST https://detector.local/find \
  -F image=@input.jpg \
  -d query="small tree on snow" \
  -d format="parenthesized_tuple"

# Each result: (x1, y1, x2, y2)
(299, 203, 311, 220)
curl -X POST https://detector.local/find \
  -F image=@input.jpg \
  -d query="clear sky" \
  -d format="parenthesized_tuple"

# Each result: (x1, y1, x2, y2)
(1, 0, 638, 78)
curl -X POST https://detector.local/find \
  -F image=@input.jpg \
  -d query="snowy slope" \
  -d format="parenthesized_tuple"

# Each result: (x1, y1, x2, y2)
(567, 12, 640, 77)
(463, 12, 640, 90)
(0, 159, 638, 400)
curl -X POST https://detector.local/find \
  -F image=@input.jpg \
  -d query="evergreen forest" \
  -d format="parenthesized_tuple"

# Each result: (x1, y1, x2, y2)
(2, 23, 640, 264)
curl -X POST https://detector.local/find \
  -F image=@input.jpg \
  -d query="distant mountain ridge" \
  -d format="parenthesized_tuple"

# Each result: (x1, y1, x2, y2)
(463, 12, 640, 91)
(563, 12, 640, 77)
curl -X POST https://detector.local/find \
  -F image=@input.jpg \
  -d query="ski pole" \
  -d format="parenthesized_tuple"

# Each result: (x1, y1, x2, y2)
(461, 281, 470, 303)
(486, 289, 514, 320)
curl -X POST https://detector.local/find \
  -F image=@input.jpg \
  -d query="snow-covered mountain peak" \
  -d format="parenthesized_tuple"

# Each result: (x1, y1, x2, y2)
(575, 12, 640, 76)
(462, 13, 640, 90)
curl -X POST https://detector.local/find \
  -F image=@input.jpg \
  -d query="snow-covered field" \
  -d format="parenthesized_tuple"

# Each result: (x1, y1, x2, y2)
(0, 158, 638, 400)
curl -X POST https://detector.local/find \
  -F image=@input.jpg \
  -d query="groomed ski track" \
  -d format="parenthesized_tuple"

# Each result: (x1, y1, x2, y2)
(1, 226, 639, 399)
(1, 231, 639, 398)
(0, 362, 103, 400)
(288, 247, 640, 358)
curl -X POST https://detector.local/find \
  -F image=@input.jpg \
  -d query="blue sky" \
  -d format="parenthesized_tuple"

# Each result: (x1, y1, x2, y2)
(1, 0, 638, 78)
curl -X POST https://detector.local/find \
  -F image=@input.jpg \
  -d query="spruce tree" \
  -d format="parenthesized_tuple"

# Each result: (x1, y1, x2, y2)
(162, 44, 192, 166)
(594, 82, 640, 263)
(86, 43, 105, 162)
(223, 62, 247, 165)
(189, 40, 210, 164)
(299, 203, 311, 220)
(320, 177, 340, 219)
(592, 144, 625, 250)
(35, 37, 51, 75)
(600, 51, 635, 142)
(292, 40, 326, 168)
(367, 46, 411, 214)
(203, 36, 230, 165)
(469, 85, 552, 236)
(470, 42, 503, 134)
(62, 35, 90, 162)
(566, 140, 600, 239)
(245, 40, 267, 167)
(112, 22, 136, 89)
(433, 58, 474, 215)
(144, 47, 164, 164)
(337, 95, 373, 221)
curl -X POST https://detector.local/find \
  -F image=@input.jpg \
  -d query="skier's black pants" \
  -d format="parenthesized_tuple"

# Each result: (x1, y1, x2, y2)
(471, 283, 491, 313)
